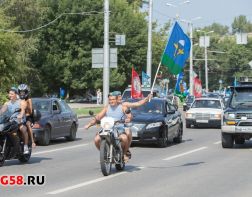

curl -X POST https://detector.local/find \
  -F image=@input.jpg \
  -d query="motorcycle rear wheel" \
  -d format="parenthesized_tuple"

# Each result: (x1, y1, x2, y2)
(0, 146, 5, 167)
(100, 140, 112, 176)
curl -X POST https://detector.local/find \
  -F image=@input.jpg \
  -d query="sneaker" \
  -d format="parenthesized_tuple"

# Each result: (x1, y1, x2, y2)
(23, 145, 29, 154)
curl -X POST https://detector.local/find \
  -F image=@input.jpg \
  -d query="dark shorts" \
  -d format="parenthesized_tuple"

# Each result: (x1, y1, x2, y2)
(26, 116, 34, 123)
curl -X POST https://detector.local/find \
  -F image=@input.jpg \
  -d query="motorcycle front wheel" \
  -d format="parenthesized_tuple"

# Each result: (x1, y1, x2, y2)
(0, 145, 5, 167)
(100, 139, 112, 176)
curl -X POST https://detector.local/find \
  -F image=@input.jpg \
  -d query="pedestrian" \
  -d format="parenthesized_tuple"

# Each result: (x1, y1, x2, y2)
(96, 89, 102, 105)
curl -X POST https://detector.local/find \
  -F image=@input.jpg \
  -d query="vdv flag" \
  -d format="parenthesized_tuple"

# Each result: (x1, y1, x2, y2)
(161, 21, 191, 75)
(142, 71, 150, 87)
(175, 72, 188, 101)
(175, 72, 184, 94)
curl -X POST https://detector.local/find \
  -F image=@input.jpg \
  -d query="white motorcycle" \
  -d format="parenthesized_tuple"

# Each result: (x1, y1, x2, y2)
(99, 116, 125, 176)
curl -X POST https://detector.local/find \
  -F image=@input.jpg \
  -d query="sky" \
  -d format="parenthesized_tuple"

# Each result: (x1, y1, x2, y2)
(145, 0, 252, 31)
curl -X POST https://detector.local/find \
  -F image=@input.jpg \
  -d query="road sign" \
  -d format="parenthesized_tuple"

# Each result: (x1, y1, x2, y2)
(115, 35, 126, 46)
(236, 33, 247, 45)
(199, 36, 210, 47)
(92, 48, 117, 68)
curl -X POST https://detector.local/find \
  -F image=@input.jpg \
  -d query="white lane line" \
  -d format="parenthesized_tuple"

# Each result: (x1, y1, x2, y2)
(32, 143, 89, 155)
(213, 141, 221, 145)
(163, 147, 208, 161)
(47, 167, 145, 195)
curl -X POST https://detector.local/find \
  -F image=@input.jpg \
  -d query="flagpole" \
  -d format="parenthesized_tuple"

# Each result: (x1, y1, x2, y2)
(150, 61, 161, 94)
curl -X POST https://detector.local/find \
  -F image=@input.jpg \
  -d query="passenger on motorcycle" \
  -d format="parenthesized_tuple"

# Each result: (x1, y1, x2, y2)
(0, 87, 29, 154)
(84, 93, 132, 162)
(18, 84, 36, 148)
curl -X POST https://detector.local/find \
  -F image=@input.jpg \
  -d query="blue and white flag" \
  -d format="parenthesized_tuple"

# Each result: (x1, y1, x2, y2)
(142, 71, 150, 87)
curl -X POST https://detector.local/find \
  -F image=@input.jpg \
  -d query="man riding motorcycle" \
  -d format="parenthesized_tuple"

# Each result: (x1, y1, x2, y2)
(0, 87, 29, 154)
(112, 91, 153, 158)
(85, 93, 132, 162)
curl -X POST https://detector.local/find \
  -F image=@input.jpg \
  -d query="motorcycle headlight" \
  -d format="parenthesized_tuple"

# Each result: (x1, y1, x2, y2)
(101, 117, 114, 130)
(146, 122, 163, 129)
(103, 122, 113, 130)
(224, 113, 235, 120)
(186, 113, 195, 119)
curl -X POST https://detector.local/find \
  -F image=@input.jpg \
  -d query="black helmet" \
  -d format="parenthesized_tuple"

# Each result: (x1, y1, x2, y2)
(18, 84, 30, 99)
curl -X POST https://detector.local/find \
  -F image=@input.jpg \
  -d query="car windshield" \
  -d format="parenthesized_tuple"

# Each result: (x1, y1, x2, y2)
(191, 100, 221, 109)
(122, 90, 150, 100)
(230, 88, 252, 108)
(33, 100, 51, 112)
(186, 96, 194, 103)
(131, 100, 164, 114)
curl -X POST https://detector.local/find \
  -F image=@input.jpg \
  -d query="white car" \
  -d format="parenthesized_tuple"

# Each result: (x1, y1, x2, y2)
(185, 98, 224, 128)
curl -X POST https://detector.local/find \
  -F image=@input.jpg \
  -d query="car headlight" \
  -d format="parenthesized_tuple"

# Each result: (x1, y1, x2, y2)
(210, 113, 221, 119)
(186, 113, 195, 119)
(146, 122, 163, 129)
(224, 113, 235, 120)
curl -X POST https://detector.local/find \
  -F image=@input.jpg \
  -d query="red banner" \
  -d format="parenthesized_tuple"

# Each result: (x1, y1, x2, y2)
(131, 67, 143, 99)
(193, 77, 202, 98)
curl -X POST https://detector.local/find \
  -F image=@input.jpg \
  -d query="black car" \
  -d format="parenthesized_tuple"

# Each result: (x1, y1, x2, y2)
(32, 98, 79, 145)
(183, 95, 195, 111)
(130, 98, 183, 147)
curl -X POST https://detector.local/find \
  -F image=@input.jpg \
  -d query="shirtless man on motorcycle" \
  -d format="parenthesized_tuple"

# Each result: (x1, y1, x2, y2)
(84, 93, 132, 161)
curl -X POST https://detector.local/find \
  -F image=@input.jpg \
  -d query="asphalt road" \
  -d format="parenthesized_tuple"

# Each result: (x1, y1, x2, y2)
(1, 117, 252, 197)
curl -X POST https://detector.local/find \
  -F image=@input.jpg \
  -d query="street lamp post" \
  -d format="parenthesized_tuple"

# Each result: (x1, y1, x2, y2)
(196, 30, 214, 92)
(147, 0, 153, 83)
(103, 0, 110, 105)
(180, 17, 201, 96)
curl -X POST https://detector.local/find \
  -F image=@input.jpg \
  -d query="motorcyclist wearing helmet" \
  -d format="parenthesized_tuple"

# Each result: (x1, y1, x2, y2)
(18, 84, 36, 148)
(0, 87, 29, 154)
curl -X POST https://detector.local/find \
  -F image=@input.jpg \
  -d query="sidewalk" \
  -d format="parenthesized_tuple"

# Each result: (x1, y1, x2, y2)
(68, 103, 103, 109)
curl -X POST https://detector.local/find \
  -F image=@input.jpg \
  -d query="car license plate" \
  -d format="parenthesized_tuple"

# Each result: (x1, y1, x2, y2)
(239, 127, 252, 132)
(196, 120, 208, 123)
(132, 131, 138, 137)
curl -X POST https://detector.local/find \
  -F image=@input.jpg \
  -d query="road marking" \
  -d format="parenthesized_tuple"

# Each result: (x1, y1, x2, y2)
(32, 143, 89, 155)
(47, 167, 145, 195)
(163, 147, 208, 161)
(213, 141, 221, 145)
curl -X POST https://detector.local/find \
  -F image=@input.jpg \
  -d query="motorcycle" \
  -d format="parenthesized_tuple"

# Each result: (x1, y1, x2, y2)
(0, 108, 33, 167)
(90, 110, 131, 176)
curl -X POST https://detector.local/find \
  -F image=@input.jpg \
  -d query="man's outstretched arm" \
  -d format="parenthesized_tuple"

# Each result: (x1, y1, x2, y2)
(123, 94, 153, 108)
(84, 107, 107, 130)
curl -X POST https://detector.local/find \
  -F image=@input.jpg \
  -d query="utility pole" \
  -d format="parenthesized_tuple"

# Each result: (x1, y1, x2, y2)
(197, 30, 213, 93)
(103, 0, 109, 105)
(189, 22, 193, 95)
(204, 35, 208, 92)
(147, 0, 153, 83)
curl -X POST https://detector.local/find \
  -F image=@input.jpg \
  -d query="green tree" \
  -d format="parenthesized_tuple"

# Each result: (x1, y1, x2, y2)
(32, 0, 149, 97)
(232, 15, 252, 33)
(0, 9, 29, 102)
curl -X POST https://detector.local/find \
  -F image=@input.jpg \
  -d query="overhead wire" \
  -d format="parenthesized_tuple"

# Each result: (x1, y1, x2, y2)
(0, 11, 104, 33)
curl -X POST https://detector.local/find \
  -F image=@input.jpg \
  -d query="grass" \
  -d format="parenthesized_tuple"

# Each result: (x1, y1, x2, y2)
(73, 107, 103, 116)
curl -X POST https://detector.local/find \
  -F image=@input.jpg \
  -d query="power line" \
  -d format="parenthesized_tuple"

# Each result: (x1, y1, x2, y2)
(0, 11, 104, 33)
